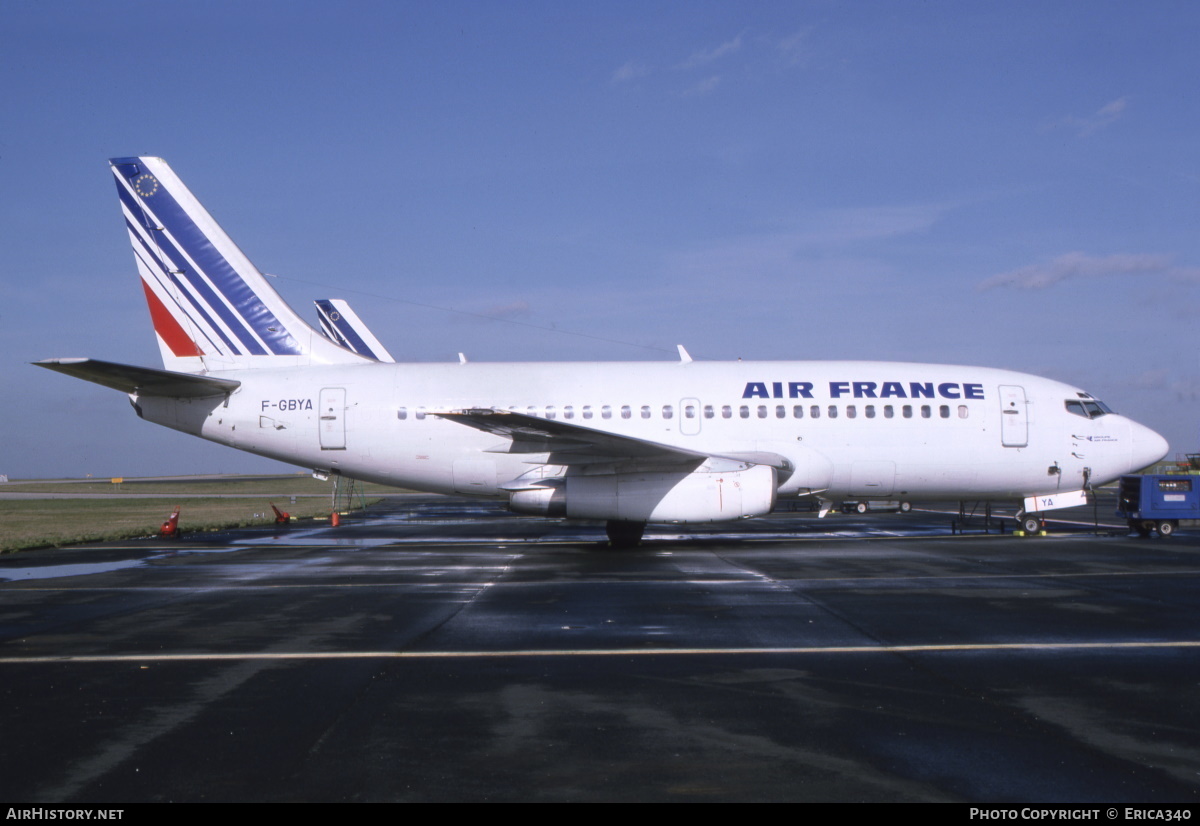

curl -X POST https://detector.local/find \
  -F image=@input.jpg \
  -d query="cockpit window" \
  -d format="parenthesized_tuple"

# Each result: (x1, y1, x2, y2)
(1065, 399, 1113, 418)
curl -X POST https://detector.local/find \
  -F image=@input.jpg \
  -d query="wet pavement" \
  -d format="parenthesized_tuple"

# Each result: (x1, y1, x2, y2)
(2, 497, 1199, 802)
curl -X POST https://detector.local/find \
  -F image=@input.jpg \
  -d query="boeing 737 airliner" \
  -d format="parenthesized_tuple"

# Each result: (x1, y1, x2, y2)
(37, 157, 1169, 545)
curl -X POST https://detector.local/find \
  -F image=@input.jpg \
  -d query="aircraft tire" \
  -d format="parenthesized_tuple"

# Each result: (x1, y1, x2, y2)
(606, 520, 646, 548)
(1021, 515, 1041, 535)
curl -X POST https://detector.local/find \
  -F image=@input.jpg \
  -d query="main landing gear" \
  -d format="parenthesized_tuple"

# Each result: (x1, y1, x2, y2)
(605, 520, 646, 548)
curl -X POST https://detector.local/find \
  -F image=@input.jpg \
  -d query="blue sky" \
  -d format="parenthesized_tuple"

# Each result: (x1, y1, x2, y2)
(3, 0, 1199, 478)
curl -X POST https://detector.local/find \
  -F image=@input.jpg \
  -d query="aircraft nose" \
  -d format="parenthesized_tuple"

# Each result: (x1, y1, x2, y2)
(1129, 420, 1169, 471)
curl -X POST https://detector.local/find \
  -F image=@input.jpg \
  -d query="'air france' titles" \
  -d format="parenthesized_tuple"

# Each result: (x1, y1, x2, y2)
(742, 381, 986, 400)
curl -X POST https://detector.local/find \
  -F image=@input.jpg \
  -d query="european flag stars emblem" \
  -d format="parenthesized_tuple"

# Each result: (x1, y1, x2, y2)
(133, 173, 159, 198)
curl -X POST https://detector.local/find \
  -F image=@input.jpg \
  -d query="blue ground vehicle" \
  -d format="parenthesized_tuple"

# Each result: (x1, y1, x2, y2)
(1116, 474, 1199, 536)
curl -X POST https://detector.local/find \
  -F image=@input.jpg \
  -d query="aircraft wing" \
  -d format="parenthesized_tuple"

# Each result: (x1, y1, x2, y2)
(434, 408, 791, 470)
(34, 358, 240, 398)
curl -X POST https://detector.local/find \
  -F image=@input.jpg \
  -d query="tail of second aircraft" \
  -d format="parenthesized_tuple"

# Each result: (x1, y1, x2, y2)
(110, 156, 370, 373)
(314, 299, 396, 363)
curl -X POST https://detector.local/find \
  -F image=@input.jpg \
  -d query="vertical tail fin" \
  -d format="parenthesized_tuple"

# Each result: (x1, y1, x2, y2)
(109, 156, 369, 373)
(314, 299, 396, 363)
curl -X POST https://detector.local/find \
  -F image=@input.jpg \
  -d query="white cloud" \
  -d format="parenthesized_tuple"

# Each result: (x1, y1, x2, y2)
(665, 203, 947, 282)
(788, 204, 945, 246)
(678, 34, 743, 70)
(1047, 96, 1130, 137)
(977, 251, 1199, 291)
(776, 28, 812, 66)
(611, 60, 650, 84)
(683, 75, 721, 96)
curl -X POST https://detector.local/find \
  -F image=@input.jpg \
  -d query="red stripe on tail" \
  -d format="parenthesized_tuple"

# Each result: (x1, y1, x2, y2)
(140, 279, 204, 357)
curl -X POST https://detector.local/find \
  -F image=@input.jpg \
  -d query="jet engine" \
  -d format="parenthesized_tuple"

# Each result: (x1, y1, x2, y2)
(508, 462, 776, 523)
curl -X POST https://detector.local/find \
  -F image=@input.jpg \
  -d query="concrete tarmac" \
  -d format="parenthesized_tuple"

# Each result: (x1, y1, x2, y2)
(2, 497, 1199, 802)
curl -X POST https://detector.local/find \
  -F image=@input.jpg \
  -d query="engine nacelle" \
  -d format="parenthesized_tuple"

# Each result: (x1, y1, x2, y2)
(509, 463, 776, 524)
(509, 484, 568, 518)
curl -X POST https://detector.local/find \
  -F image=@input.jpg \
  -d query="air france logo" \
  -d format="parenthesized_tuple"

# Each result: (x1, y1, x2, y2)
(742, 381, 986, 400)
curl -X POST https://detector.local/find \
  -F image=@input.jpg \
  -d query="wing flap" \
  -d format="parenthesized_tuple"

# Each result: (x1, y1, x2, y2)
(34, 358, 240, 398)
(434, 408, 792, 470)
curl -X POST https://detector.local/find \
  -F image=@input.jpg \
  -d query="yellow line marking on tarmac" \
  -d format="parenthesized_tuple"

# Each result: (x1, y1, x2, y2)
(3, 640, 1200, 664)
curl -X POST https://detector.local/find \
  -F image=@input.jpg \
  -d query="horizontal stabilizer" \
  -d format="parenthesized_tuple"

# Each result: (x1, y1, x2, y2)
(34, 358, 240, 397)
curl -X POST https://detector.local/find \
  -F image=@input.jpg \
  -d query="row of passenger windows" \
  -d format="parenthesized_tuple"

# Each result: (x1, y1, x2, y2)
(398, 403, 972, 421)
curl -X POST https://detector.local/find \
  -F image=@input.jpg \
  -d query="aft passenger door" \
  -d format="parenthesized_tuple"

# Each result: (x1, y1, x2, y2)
(319, 387, 346, 450)
(999, 385, 1028, 447)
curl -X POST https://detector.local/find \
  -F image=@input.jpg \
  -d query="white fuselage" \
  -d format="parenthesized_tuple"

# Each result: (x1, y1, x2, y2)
(133, 358, 1168, 508)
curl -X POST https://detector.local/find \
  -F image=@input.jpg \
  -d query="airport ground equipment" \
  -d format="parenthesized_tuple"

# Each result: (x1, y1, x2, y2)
(1116, 474, 1199, 536)
(839, 499, 912, 514)
(159, 506, 181, 538)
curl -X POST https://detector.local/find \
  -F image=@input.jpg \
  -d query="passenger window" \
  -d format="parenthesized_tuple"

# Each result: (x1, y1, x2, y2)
(846, 405, 857, 419)
(939, 405, 950, 419)
(563, 405, 574, 420)
(527, 406, 538, 416)
(582, 405, 592, 419)
(810, 405, 820, 419)
(902, 405, 912, 419)
(685, 405, 696, 419)
(740, 405, 750, 419)
(958, 405, 968, 419)
(546, 405, 556, 419)
(921, 405, 931, 419)
(828, 405, 838, 419)
(776, 405, 786, 419)
(602, 405, 612, 419)
(416, 407, 427, 420)
(397, 407, 407, 420)
(757, 405, 768, 419)
(722, 405, 732, 419)
(662, 405, 674, 419)
(703, 404, 714, 419)
(865, 405, 875, 419)
(621, 405, 631, 419)
(793, 405, 804, 418)
(640, 405, 651, 419)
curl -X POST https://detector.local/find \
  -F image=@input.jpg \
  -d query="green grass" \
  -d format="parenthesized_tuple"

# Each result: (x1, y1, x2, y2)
(1, 474, 401, 496)
(0, 474, 407, 553)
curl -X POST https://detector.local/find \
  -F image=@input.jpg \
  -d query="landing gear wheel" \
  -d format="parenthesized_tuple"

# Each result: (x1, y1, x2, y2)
(898, 501, 912, 513)
(855, 502, 868, 514)
(1158, 520, 1177, 538)
(1021, 515, 1041, 535)
(606, 521, 646, 548)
